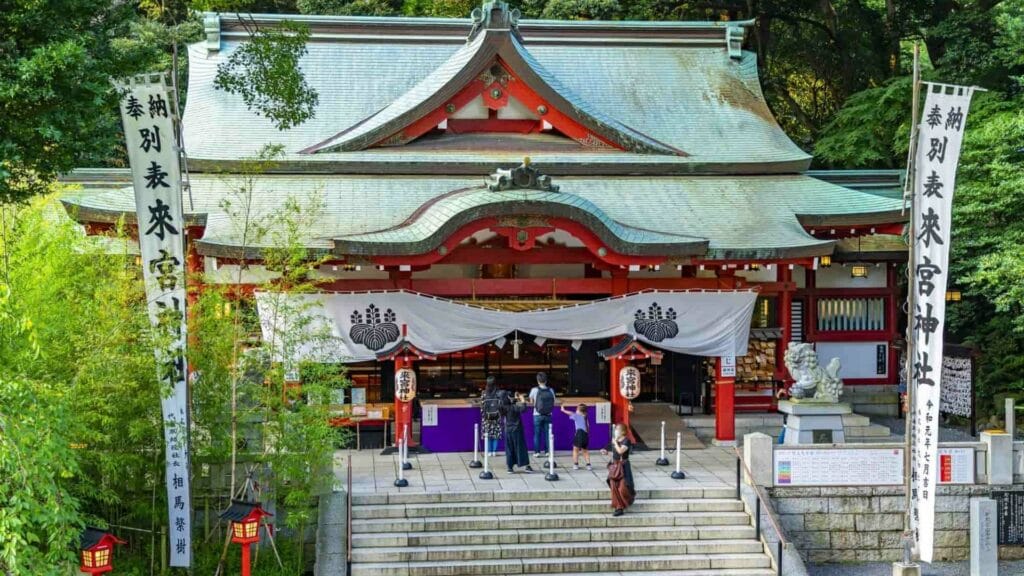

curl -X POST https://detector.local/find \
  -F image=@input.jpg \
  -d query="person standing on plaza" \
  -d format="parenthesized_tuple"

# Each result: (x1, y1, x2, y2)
(602, 423, 635, 516)
(480, 376, 503, 457)
(560, 403, 592, 470)
(504, 391, 533, 473)
(529, 372, 556, 457)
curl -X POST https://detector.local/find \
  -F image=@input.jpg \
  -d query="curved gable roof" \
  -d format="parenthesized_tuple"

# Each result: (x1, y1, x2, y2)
(303, 5, 684, 156)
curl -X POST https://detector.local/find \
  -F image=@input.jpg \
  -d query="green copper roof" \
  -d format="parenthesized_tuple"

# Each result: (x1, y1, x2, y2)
(61, 172, 904, 260)
(181, 12, 809, 173)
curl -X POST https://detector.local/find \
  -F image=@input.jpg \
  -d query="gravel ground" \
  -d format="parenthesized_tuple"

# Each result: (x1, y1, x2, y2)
(808, 560, 1024, 575)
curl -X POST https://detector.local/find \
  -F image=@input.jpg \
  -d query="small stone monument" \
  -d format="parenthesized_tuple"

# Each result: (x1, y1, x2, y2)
(779, 343, 850, 445)
(970, 497, 998, 576)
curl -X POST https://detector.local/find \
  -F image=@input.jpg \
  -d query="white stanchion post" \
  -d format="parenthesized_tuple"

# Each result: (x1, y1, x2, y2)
(479, 430, 494, 479)
(394, 438, 409, 487)
(671, 431, 685, 479)
(402, 425, 412, 470)
(469, 423, 482, 468)
(656, 420, 669, 465)
(545, 427, 559, 481)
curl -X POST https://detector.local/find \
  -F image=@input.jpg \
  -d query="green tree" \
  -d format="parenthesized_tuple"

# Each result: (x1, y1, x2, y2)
(0, 0, 161, 202)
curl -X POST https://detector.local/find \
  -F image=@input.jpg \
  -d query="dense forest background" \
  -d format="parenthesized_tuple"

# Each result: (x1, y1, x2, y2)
(1, 0, 1022, 574)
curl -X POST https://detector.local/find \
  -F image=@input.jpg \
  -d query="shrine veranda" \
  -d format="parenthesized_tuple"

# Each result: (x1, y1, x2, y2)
(64, 4, 911, 451)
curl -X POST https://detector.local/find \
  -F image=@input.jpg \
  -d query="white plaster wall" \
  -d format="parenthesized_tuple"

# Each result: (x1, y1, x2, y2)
(815, 341, 889, 379)
(815, 264, 887, 288)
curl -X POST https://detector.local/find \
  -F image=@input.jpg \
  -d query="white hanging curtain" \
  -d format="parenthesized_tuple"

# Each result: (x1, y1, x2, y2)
(255, 289, 758, 363)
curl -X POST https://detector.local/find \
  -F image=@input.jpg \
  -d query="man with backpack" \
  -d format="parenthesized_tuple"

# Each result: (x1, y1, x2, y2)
(529, 372, 556, 457)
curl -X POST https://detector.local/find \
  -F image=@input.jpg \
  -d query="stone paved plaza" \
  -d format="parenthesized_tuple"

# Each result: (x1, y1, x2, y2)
(335, 446, 739, 495)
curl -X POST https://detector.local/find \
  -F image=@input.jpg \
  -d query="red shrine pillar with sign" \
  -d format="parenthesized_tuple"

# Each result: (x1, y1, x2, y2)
(609, 355, 633, 439)
(714, 356, 736, 444)
(393, 355, 417, 448)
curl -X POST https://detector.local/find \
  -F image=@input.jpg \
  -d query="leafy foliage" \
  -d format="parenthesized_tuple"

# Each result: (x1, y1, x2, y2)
(0, 0, 158, 202)
(214, 21, 319, 130)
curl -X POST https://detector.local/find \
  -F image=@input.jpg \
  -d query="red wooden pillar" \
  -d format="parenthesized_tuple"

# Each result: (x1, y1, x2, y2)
(608, 268, 632, 437)
(393, 356, 417, 448)
(714, 357, 736, 444)
(886, 263, 899, 384)
(777, 265, 793, 386)
(240, 542, 251, 576)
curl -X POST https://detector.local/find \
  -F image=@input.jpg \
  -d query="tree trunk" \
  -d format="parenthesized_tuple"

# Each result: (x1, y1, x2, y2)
(885, 0, 900, 75)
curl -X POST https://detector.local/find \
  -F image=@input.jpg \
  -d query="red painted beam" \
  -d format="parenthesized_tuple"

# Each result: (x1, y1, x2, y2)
(437, 246, 596, 265)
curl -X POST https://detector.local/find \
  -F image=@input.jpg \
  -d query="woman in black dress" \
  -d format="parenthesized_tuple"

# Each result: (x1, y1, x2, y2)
(602, 423, 635, 516)
(503, 392, 533, 473)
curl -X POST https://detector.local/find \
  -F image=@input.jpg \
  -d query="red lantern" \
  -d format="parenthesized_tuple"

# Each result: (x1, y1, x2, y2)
(220, 500, 272, 576)
(80, 528, 125, 575)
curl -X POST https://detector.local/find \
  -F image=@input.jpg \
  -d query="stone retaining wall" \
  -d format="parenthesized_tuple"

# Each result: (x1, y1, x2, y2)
(769, 485, 1024, 563)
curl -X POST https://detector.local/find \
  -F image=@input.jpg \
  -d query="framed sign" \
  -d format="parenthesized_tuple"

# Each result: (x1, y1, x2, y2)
(351, 387, 366, 406)
(595, 402, 612, 424)
(775, 448, 904, 486)
(720, 355, 736, 378)
(938, 447, 974, 484)
(940, 355, 972, 418)
(422, 404, 438, 426)
(995, 490, 1024, 545)
(773, 447, 974, 486)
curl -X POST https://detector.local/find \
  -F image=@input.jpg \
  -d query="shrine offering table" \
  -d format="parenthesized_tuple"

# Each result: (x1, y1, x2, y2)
(419, 397, 611, 453)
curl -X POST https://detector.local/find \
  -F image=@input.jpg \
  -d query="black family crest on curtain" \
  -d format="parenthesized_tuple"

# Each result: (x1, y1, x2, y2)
(633, 302, 679, 342)
(350, 304, 400, 351)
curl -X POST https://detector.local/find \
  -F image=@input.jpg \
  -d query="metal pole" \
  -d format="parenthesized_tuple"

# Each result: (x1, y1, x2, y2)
(545, 427, 559, 481)
(402, 425, 412, 470)
(900, 42, 923, 566)
(160, 525, 167, 575)
(755, 496, 761, 540)
(735, 457, 741, 500)
(777, 540, 783, 576)
(469, 423, 482, 468)
(480, 431, 493, 479)
(394, 438, 408, 487)
(671, 432, 685, 479)
(656, 421, 669, 465)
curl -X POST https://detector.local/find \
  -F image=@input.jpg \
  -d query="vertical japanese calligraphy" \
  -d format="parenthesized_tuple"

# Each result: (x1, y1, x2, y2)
(117, 76, 192, 568)
(909, 84, 975, 563)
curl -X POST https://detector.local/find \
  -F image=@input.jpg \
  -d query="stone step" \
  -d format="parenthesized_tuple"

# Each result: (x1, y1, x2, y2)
(351, 553, 773, 575)
(352, 511, 753, 534)
(351, 539, 766, 562)
(515, 571, 777, 576)
(352, 524, 757, 547)
(352, 487, 735, 506)
(846, 423, 893, 438)
(351, 499, 744, 520)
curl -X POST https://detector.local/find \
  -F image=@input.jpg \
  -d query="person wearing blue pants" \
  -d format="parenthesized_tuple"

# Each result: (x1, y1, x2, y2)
(529, 372, 556, 456)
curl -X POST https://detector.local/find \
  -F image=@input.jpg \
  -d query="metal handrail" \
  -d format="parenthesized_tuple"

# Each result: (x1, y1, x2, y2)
(346, 454, 353, 571)
(734, 448, 789, 576)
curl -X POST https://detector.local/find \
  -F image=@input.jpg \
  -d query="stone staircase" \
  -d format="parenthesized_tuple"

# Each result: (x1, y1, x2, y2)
(349, 487, 776, 576)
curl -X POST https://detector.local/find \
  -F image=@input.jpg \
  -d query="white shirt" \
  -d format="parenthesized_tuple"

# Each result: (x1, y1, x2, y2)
(529, 385, 555, 417)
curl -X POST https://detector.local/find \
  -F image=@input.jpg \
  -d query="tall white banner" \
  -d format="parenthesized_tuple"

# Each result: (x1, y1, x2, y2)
(909, 83, 975, 562)
(118, 76, 192, 567)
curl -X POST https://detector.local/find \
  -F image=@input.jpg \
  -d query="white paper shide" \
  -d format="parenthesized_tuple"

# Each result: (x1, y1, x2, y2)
(909, 83, 975, 563)
(118, 76, 192, 567)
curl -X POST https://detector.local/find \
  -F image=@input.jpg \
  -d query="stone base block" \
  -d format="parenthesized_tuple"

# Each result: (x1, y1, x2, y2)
(892, 562, 921, 576)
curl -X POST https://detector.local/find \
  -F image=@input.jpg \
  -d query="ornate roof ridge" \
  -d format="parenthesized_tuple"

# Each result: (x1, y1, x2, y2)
(211, 11, 752, 47)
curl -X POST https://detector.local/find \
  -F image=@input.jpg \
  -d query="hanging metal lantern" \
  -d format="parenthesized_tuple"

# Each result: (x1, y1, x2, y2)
(395, 368, 417, 402)
(619, 365, 641, 400)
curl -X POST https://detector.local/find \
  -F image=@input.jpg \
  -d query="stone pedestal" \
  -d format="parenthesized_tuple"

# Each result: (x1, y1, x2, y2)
(779, 401, 851, 445)
(970, 497, 997, 576)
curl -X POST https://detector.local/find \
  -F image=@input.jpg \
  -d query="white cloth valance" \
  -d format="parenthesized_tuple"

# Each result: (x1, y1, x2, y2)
(256, 289, 757, 363)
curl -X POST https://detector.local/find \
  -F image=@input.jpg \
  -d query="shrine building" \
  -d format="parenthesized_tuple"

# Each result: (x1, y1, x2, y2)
(63, 2, 907, 449)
